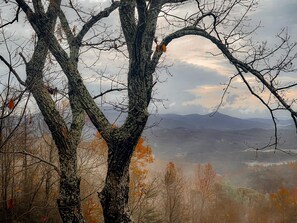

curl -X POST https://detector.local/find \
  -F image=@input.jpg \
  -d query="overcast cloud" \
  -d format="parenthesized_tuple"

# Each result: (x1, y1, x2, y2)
(154, 0, 297, 118)
(0, 0, 296, 119)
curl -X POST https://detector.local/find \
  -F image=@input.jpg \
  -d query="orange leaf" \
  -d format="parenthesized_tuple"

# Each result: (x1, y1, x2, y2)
(8, 99, 14, 110)
(161, 43, 166, 52)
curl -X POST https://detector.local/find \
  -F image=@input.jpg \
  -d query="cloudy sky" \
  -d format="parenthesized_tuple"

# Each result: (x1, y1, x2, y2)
(0, 0, 297, 119)
(154, 0, 297, 118)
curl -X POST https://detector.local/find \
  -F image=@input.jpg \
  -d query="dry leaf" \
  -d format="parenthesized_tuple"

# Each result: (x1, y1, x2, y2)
(161, 43, 166, 52)
(8, 99, 14, 110)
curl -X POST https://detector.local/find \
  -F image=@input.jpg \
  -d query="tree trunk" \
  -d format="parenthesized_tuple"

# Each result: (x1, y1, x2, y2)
(57, 150, 85, 223)
(99, 142, 135, 223)
(45, 139, 54, 203)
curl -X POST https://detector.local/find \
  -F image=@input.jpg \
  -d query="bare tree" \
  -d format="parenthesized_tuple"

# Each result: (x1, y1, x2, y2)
(0, 0, 119, 222)
(193, 163, 216, 223)
(0, 28, 32, 222)
(1, 0, 297, 222)
(163, 162, 184, 223)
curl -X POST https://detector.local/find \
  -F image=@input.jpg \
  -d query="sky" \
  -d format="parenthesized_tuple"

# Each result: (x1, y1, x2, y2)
(153, 0, 297, 118)
(0, 0, 297, 119)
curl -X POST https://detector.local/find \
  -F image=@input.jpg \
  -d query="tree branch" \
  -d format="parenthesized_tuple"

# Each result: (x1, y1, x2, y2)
(75, 1, 120, 45)
(119, 0, 136, 55)
(0, 150, 61, 175)
(58, 9, 74, 44)
(161, 25, 297, 132)
(0, 6, 21, 29)
(93, 88, 127, 99)
(0, 55, 26, 86)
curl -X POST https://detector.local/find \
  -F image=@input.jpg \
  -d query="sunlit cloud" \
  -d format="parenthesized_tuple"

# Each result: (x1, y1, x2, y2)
(182, 85, 228, 109)
(167, 36, 235, 76)
(182, 83, 271, 115)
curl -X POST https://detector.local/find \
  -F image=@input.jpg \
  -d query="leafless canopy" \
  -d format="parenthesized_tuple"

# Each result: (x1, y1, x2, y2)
(0, 0, 296, 222)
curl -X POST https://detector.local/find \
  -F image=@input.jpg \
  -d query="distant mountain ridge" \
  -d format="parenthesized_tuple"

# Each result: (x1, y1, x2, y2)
(142, 112, 295, 165)
(29, 109, 292, 132)
(27, 110, 296, 169)
(146, 112, 291, 131)
(99, 108, 292, 131)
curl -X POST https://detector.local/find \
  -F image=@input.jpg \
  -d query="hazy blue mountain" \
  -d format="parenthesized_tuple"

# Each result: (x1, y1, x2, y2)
(146, 112, 275, 130)
(85, 107, 292, 131)
(142, 112, 296, 172)
(144, 127, 296, 157)
(29, 110, 296, 174)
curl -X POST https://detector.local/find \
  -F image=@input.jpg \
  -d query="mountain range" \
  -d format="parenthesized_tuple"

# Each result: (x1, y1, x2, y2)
(32, 109, 296, 167)
(146, 112, 293, 130)
(24, 109, 297, 180)
(139, 112, 297, 173)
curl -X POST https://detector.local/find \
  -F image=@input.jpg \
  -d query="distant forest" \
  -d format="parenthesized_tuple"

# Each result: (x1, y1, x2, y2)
(1, 114, 297, 223)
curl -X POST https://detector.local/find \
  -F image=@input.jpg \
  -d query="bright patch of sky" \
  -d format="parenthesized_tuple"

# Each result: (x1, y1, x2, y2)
(154, 0, 297, 118)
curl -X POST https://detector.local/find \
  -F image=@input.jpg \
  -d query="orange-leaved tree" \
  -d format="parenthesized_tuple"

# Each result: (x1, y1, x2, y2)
(191, 163, 217, 223)
(81, 131, 107, 223)
(163, 162, 185, 223)
(129, 138, 160, 222)
(82, 134, 156, 223)
(270, 187, 297, 222)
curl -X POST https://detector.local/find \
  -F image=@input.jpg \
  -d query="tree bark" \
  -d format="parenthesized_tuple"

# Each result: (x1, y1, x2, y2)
(57, 149, 85, 223)
(99, 141, 135, 223)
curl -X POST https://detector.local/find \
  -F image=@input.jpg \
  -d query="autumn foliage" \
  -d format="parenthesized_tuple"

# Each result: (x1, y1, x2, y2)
(82, 197, 103, 223)
(7, 98, 14, 110)
(269, 187, 297, 222)
(3, 124, 297, 223)
(130, 137, 154, 201)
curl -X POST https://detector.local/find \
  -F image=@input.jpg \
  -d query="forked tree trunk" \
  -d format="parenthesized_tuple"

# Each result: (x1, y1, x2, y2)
(99, 142, 134, 223)
(29, 81, 85, 223)
(57, 151, 85, 223)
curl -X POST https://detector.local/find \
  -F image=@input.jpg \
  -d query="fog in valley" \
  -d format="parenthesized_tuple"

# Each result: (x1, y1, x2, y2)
(2, 110, 297, 222)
